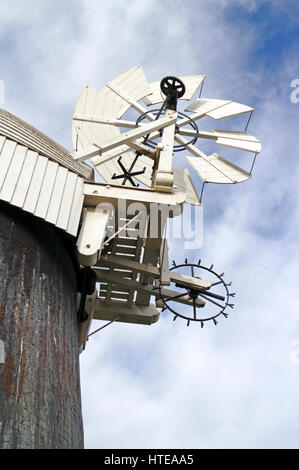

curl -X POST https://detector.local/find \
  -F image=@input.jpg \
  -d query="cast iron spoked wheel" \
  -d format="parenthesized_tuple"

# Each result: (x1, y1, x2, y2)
(160, 76, 186, 98)
(135, 109, 199, 152)
(157, 259, 235, 327)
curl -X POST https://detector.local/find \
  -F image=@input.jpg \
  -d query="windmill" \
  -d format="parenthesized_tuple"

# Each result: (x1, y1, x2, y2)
(0, 65, 261, 448)
(70, 65, 261, 349)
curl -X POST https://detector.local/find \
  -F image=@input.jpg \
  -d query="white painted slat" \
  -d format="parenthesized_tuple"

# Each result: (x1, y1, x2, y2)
(67, 176, 84, 236)
(216, 137, 261, 153)
(0, 144, 27, 202)
(173, 167, 200, 205)
(212, 130, 260, 142)
(56, 172, 78, 230)
(46, 166, 68, 225)
(0, 139, 17, 191)
(186, 153, 251, 184)
(207, 102, 254, 119)
(34, 161, 59, 219)
(11, 149, 38, 208)
(0, 136, 6, 153)
(213, 130, 261, 153)
(108, 65, 151, 109)
(184, 98, 231, 115)
(72, 86, 122, 151)
(23, 155, 48, 213)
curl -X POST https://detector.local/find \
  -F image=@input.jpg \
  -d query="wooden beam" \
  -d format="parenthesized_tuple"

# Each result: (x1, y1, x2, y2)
(97, 255, 211, 289)
(93, 300, 160, 325)
(96, 270, 206, 308)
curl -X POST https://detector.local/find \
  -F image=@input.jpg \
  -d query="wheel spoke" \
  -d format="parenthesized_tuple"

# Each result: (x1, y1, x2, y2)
(210, 280, 222, 287)
(198, 293, 225, 309)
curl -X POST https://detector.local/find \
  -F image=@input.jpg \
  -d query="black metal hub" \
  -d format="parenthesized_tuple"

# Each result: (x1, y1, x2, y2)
(111, 155, 146, 187)
(160, 76, 186, 110)
(135, 110, 199, 152)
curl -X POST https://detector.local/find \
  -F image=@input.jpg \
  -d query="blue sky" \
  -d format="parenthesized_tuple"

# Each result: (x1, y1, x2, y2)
(1, 0, 299, 449)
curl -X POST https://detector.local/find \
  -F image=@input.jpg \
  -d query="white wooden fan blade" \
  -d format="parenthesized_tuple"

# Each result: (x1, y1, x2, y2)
(186, 153, 251, 184)
(176, 128, 261, 154)
(207, 102, 254, 119)
(184, 98, 231, 116)
(143, 75, 206, 106)
(72, 85, 123, 152)
(212, 130, 262, 153)
(106, 65, 152, 118)
(172, 167, 201, 205)
(186, 98, 254, 119)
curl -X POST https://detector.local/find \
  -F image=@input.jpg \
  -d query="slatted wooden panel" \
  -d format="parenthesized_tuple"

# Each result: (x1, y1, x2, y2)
(72, 65, 152, 151)
(0, 107, 92, 179)
(186, 153, 251, 184)
(0, 137, 84, 236)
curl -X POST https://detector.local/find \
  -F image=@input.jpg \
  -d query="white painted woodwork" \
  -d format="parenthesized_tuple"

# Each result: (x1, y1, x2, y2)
(160, 238, 170, 286)
(45, 166, 69, 225)
(0, 138, 84, 236)
(34, 161, 59, 219)
(73, 114, 137, 129)
(95, 270, 205, 308)
(184, 98, 231, 115)
(23, 154, 49, 213)
(11, 149, 38, 208)
(72, 115, 177, 161)
(0, 139, 17, 190)
(153, 109, 177, 192)
(0, 144, 27, 202)
(93, 300, 160, 325)
(99, 255, 211, 289)
(177, 128, 261, 154)
(77, 207, 110, 266)
(173, 167, 201, 205)
(83, 182, 186, 207)
(186, 153, 251, 184)
(207, 102, 254, 119)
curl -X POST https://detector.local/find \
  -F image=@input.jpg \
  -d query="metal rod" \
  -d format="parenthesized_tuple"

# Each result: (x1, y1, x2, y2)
(199, 182, 205, 202)
(245, 111, 253, 131)
(88, 316, 121, 338)
(199, 80, 204, 99)
(250, 153, 258, 174)
(103, 212, 141, 246)
(198, 293, 225, 308)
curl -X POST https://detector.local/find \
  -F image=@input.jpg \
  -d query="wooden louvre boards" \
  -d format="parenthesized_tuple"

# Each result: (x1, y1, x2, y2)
(0, 136, 84, 236)
(72, 65, 154, 186)
(0, 107, 92, 180)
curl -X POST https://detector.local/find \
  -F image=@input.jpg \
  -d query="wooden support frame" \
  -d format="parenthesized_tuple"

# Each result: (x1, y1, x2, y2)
(77, 207, 110, 266)
(97, 255, 211, 290)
